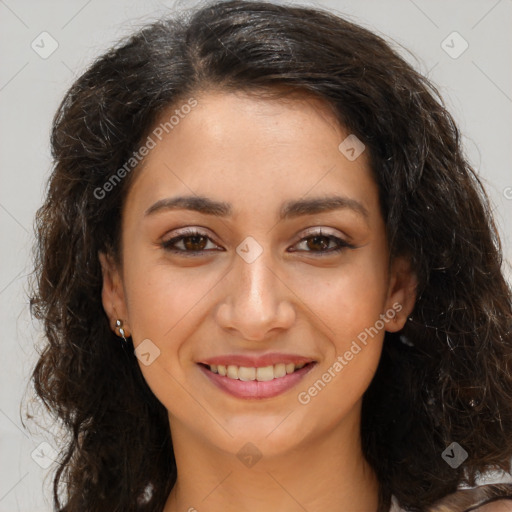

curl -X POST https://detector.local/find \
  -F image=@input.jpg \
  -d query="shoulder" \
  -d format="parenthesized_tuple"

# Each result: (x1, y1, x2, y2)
(470, 499, 512, 512)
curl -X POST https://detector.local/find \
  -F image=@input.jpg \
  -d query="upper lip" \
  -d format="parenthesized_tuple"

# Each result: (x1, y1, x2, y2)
(199, 353, 316, 368)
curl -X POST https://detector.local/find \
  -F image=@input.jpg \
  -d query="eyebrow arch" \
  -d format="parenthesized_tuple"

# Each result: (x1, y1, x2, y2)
(144, 194, 369, 222)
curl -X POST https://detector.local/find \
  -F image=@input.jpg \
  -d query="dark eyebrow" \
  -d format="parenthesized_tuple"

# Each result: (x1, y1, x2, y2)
(279, 195, 369, 222)
(144, 194, 369, 222)
(145, 195, 231, 217)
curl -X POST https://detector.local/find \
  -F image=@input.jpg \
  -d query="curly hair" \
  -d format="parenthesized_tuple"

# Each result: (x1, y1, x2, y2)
(27, 1, 512, 511)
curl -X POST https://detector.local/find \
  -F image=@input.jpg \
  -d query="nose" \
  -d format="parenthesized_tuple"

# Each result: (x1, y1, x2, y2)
(215, 247, 296, 341)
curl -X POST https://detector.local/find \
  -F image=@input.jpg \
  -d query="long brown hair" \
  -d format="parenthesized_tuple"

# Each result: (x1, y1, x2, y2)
(27, 1, 512, 511)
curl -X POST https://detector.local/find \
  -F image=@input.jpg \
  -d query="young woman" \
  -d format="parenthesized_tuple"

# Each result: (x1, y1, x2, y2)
(28, 1, 512, 511)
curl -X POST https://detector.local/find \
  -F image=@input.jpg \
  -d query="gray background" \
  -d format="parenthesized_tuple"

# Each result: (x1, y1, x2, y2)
(1, 0, 511, 510)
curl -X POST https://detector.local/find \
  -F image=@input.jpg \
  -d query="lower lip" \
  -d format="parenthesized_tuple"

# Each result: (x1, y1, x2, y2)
(198, 363, 316, 399)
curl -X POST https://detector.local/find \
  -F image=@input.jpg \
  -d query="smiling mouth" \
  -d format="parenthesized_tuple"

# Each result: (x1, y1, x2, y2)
(198, 362, 315, 381)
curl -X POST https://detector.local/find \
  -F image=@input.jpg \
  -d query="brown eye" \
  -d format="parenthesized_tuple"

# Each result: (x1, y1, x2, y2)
(306, 235, 332, 251)
(290, 229, 355, 255)
(161, 230, 221, 255)
(181, 234, 208, 251)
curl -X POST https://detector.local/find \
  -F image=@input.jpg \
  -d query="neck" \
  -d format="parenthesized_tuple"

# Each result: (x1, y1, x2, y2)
(163, 402, 380, 512)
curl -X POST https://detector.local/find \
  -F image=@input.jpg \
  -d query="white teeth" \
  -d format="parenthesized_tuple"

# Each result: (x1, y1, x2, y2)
(209, 362, 310, 381)
(238, 366, 256, 381)
(227, 365, 238, 379)
(274, 363, 286, 378)
(256, 365, 274, 381)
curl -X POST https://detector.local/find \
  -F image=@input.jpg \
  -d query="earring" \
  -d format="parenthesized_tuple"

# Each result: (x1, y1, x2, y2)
(115, 319, 130, 343)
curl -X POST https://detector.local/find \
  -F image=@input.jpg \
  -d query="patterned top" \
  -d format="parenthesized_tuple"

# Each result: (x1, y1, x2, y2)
(390, 483, 512, 512)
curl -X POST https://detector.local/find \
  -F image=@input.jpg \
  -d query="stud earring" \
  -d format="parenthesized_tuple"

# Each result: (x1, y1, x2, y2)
(115, 319, 130, 343)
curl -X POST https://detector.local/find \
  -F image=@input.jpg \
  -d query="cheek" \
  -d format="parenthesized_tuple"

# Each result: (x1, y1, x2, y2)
(123, 252, 221, 341)
(289, 246, 389, 413)
(294, 261, 388, 423)
(290, 249, 389, 342)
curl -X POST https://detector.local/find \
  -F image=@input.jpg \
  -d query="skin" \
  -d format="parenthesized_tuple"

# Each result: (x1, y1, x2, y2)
(100, 89, 417, 512)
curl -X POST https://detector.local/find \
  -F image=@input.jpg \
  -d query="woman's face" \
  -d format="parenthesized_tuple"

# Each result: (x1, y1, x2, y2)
(100, 90, 416, 458)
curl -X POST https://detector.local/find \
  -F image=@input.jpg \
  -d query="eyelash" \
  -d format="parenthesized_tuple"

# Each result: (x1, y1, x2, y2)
(160, 228, 355, 256)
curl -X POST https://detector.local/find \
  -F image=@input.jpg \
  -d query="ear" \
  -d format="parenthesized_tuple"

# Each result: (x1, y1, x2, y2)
(98, 251, 130, 333)
(384, 255, 418, 333)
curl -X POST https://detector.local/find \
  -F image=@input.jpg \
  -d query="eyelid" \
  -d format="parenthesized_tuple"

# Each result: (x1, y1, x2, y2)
(161, 226, 215, 242)
(299, 226, 348, 240)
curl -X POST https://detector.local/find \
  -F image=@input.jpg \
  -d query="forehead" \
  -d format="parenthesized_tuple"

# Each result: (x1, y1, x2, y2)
(123, 89, 379, 221)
